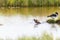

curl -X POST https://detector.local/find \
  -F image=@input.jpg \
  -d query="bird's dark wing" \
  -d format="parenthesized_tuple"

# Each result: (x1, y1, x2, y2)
(47, 14, 55, 17)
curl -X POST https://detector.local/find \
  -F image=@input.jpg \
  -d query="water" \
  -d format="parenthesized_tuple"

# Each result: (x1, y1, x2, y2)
(0, 7, 60, 40)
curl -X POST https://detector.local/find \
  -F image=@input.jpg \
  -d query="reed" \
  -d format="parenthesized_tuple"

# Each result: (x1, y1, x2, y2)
(0, 0, 60, 7)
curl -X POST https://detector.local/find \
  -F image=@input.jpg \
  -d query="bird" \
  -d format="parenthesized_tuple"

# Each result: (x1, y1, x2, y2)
(47, 12, 58, 18)
(33, 19, 41, 25)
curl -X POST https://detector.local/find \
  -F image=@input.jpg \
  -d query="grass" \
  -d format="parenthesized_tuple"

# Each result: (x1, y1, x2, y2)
(17, 37, 39, 40)
(17, 33, 53, 40)
(40, 33, 53, 40)
(0, 0, 60, 7)
(0, 31, 60, 40)
(0, 33, 53, 40)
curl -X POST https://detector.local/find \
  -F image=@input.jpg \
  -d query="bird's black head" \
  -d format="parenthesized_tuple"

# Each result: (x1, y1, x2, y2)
(34, 19, 36, 21)
(55, 12, 58, 15)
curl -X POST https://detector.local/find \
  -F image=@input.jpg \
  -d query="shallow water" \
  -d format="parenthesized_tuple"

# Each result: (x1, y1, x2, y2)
(0, 7, 60, 40)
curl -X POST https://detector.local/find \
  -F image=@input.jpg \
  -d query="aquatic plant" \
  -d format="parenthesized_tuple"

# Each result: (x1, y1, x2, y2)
(46, 19, 55, 24)
(46, 17, 60, 25)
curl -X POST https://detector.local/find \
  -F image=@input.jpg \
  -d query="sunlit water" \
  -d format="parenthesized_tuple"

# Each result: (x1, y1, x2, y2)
(0, 7, 60, 40)
(0, 15, 60, 40)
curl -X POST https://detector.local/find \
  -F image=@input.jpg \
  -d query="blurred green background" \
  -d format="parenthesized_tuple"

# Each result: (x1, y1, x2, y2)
(0, 0, 60, 7)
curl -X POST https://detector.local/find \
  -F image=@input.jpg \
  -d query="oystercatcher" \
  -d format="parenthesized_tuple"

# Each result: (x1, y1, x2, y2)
(34, 19, 41, 25)
(47, 12, 58, 18)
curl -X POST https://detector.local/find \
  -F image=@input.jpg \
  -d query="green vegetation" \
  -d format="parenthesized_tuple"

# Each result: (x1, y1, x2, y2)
(40, 33, 53, 40)
(17, 33, 53, 40)
(0, 0, 60, 7)
(47, 17, 60, 24)
(47, 19, 56, 24)
(0, 33, 53, 40)
(17, 37, 40, 40)
(0, 31, 60, 40)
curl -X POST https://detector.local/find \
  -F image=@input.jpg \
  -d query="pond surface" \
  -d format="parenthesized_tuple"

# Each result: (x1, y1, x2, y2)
(0, 7, 60, 39)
